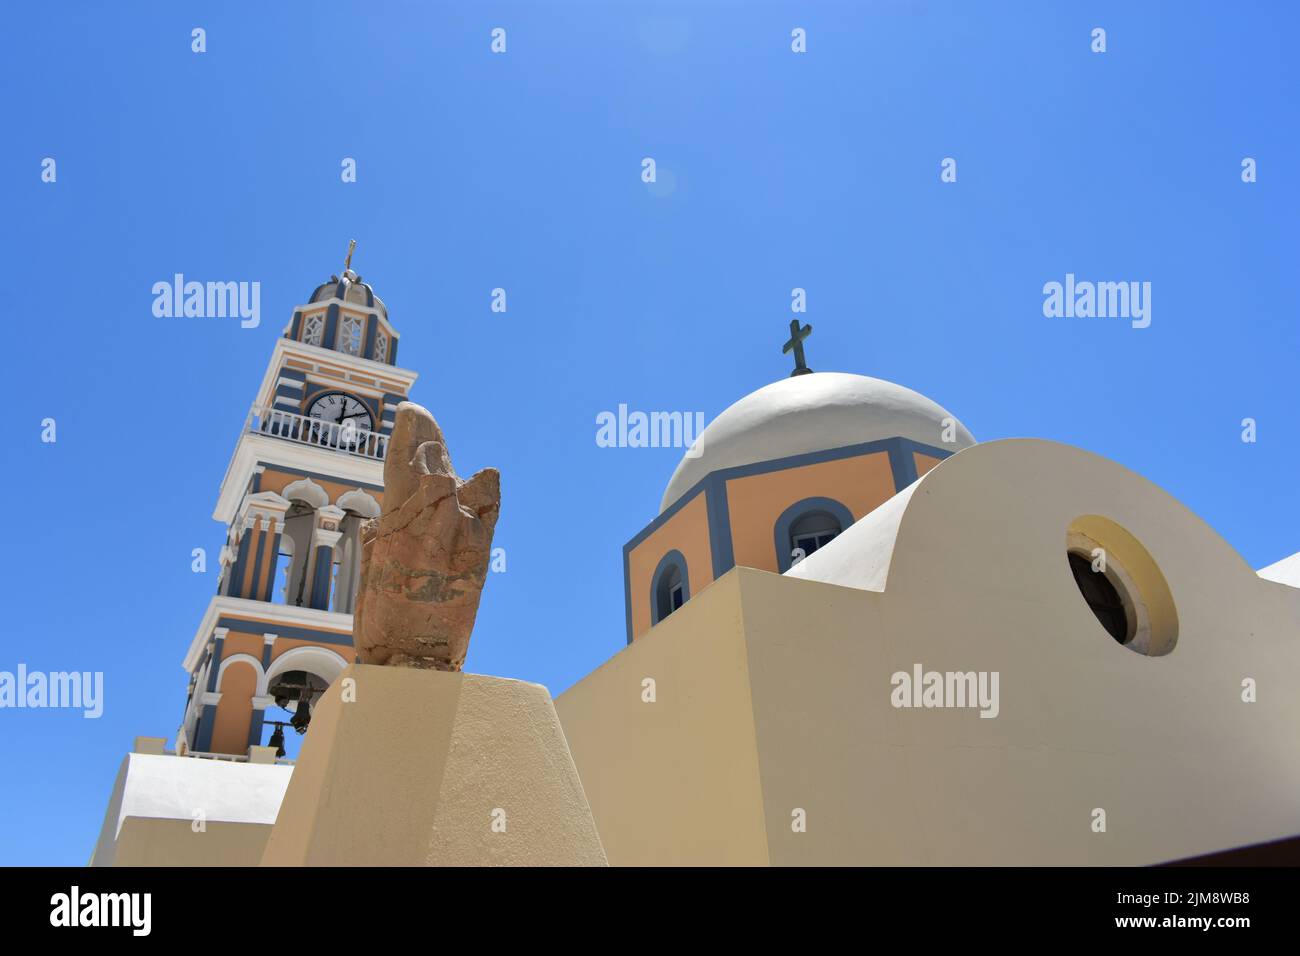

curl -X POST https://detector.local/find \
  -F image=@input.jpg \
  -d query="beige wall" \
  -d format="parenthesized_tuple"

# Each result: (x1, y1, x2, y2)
(262, 666, 606, 866)
(108, 819, 271, 867)
(560, 440, 1300, 865)
(557, 571, 770, 865)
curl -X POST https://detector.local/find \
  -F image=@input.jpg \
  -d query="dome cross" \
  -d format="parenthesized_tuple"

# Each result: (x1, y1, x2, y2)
(783, 319, 814, 377)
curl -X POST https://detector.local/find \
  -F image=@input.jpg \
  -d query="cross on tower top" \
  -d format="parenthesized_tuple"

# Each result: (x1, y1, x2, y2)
(343, 239, 357, 275)
(782, 319, 814, 377)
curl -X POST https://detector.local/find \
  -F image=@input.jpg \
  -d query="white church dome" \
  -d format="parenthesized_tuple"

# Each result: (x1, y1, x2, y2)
(661, 371, 976, 512)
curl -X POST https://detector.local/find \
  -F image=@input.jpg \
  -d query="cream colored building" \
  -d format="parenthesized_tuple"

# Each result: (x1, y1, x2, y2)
(91, 355, 1300, 866)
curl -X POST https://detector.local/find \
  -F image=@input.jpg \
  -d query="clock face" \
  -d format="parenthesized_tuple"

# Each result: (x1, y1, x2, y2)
(306, 392, 373, 435)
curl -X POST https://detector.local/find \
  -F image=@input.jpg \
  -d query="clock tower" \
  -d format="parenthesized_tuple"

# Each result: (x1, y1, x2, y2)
(178, 246, 418, 758)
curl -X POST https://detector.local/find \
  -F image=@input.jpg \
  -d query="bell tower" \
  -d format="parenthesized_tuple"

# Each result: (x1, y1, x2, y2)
(178, 245, 419, 758)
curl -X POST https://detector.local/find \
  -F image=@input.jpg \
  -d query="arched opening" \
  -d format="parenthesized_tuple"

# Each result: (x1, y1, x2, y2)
(259, 647, 349, 760)
(262, 670, 330, 761)
(271, 536, 295, 605)
(774, 497, 855, 572)
(789, 510, 843, 561)
(332, 490, 379, 615)
(282, 502, 316, 607)
(650, 551, 690, 625)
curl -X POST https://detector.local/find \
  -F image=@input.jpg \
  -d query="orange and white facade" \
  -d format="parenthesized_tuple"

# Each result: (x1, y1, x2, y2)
(177, 264, 418, 756)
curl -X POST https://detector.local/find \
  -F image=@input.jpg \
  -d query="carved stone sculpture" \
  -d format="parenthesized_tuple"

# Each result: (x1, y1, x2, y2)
(353, 402, 500, 670)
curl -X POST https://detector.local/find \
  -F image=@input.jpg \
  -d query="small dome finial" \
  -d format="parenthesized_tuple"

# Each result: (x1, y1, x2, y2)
(343, 239, 357, 278)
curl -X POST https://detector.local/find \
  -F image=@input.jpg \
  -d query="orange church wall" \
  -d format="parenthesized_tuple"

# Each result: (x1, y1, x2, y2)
(725, 452, 896, 572)
(221, 630, 265, 662)
(914, 452, 944, 479)
(210, 660, 257, 756)
(627, 491, 714, 640)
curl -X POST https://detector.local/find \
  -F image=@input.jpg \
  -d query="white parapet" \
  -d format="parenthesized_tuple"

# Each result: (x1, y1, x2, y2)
(89, 752, 293, 867)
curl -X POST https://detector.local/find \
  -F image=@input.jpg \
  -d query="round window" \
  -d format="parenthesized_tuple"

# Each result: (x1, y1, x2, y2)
(1065, 516, 1178, 657)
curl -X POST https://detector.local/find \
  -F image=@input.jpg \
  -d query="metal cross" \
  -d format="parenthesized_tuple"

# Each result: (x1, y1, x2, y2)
(783, 319, 814, 377)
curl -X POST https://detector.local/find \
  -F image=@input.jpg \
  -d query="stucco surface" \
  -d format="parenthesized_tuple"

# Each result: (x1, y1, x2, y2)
(89, 753, 292, 867)
(261, 665, 606, 866)
(562, 439, 1300, 865)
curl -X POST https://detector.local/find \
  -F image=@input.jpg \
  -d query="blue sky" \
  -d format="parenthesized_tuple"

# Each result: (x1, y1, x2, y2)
(1, 1, 1296, 864)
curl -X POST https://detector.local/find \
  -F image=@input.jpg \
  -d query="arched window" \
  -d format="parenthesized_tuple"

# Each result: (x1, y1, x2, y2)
(774, 497, 855, 572)
(791, 511, 842, 557)
(650, 550, 690, 625)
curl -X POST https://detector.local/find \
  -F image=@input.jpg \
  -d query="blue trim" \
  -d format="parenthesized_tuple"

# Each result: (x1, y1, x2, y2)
(773, 496, 855, 572)
(194, 704, 218, 752)
(388, 337, 398, 364)
(274, 384, 304, 401)
(205, 636, 225, 693)
(704, 475, 734, 577)
(215, 616, 354, 648)
(622, 548, 634, 645)
(247, 709, 266, 750)
(229, 533, 252, 599)
(324, 303, 339, 349)
(249, 526, 267, 603)
(888, 441, 919, 491)
(363, 316, 377, 360)
(649, 549, 690, 627)
(262, 532, 283, 602)
(280, 368, 307, 383)
(289, 310, 302, 341)
(261, 637, 274, 669)
(309, 545, 334, 611)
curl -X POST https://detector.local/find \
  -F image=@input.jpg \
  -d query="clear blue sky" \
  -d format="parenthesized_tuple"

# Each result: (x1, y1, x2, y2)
(1, 1, 1296, 865)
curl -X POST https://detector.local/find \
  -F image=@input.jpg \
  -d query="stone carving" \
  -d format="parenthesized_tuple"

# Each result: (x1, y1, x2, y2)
(353, 402, 500, 670)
